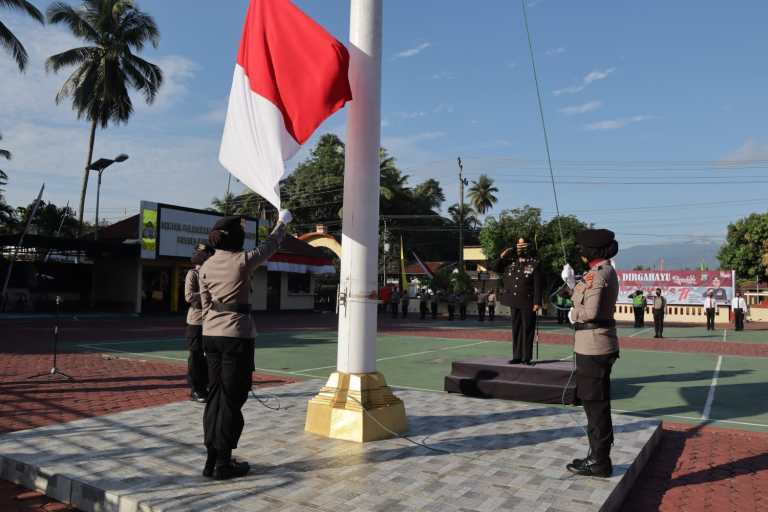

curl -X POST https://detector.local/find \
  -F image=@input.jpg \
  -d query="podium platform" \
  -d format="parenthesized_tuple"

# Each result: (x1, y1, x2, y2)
(445, 357, 578, 404)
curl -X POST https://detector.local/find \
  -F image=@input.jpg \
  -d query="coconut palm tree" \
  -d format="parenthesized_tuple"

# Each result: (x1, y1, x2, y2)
(0, 0, 45, 71)
(468, 174, 499, 215)
(46, 0, 163, 234)
(448, 203, 479, 230)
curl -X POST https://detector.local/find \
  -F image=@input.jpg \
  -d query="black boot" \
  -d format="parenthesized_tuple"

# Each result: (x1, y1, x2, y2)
(566, 456, 612, 477)
(213, 448, 250, 480)
(202, 447, 217, 478)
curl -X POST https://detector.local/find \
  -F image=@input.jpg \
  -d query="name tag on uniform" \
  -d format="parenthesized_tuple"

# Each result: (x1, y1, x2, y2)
(524, 265, 533, 274)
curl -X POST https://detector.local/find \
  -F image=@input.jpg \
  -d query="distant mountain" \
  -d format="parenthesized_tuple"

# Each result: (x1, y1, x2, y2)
(615, 242, 722, 270)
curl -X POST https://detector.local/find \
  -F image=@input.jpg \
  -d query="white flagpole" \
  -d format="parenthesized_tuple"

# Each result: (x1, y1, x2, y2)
(306, 0, 406, 442)
(336, 0, 383, 374)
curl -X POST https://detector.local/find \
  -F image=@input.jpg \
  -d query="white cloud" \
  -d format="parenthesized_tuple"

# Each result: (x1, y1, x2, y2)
(559, 100, 603, 115)
(722, 138, 768, 163)
(198, 105, 228, 124)
(585, 115, 653, 131)
(433, 103, 454, 114)
(546, 47, 566, 56)
(554, 67, 616, 96)
(431, 71, 455, 80)
(398, 111, 426, 120)
(394, 42, 431, 59)
(138, 55, 199, 111)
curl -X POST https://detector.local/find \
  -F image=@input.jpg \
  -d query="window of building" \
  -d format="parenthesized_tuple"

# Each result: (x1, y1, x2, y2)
(288, 273, 312, 294)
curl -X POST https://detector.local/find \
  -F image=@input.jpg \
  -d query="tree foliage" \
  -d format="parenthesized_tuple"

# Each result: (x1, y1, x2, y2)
(468, 174, 499, 215)
(0, 0, 45, 71)
(479, 205, 590, 289)
(717, 212, 768, 281)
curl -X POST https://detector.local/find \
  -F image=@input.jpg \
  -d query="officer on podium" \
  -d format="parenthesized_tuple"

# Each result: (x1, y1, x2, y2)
(495, 238, 542, 365)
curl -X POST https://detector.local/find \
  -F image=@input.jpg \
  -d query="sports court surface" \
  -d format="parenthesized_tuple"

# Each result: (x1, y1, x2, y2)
(57, 315, 768, 433)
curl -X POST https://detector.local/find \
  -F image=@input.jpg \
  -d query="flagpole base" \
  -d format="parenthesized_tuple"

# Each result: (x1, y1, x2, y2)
(305, 371, 407, 443)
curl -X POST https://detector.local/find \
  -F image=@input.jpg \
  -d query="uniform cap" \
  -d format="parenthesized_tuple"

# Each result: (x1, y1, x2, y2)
(575, 229, 615, 249)
(212, 216, 243, 233)
(516, 238, 529, 249)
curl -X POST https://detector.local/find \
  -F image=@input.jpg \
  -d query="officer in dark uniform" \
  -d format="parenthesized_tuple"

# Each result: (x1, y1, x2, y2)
(199, 211, 291, 480)
(184, 243, 214, 403)
(495, 238, 542, 365)
(562, 228, 620, 478)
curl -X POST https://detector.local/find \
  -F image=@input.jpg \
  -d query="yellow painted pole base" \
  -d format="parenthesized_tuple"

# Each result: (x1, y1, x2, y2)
(305, 372, 408, 443)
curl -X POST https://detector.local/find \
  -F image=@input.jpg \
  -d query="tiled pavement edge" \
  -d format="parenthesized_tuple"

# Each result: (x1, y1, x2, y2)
(0, 380, 660, 512)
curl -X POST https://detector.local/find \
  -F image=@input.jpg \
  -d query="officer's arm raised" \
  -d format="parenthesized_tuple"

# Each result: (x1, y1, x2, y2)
(245, 222, 287, 271)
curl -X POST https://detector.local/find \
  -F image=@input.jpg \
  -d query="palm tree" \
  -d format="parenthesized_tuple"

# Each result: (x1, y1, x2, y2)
(448, 203, 479, 230)
(46, 0, 163, 235)
(468, 174, 499, 215)
(379, 148, 408, 201)
(211, 193, 238, 216)
(413, 178, 445, 211)
(0, 0, 45, 71)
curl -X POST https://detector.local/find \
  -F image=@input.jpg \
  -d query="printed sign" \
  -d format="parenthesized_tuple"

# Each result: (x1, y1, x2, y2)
(617, 269, 735, 305)
(157, 206, 258, 259)
(140, 201, 158, 260)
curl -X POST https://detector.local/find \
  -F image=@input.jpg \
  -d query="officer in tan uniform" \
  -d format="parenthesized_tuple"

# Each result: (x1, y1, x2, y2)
(184, 243, 214, 403)
(198, 210, 291, 480)
(561, 228, 619, 478)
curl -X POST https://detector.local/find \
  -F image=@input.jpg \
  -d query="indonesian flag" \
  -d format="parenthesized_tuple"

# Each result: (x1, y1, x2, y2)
(219, 0, 352, 209)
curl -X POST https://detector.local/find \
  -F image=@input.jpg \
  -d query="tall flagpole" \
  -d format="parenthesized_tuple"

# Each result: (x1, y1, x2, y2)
(306, 0, 407, 442)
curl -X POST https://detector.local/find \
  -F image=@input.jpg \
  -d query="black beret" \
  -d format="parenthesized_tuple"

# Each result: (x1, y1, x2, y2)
(576, 229, 615, 248)
(212, 216, 242, 232)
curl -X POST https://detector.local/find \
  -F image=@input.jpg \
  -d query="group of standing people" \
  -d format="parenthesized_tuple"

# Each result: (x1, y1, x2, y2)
(381, 285, 498, 321)
(183, 211, 293, 481)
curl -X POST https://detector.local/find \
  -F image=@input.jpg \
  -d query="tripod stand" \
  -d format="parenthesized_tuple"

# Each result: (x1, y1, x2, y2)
(29, 296, 72, 381)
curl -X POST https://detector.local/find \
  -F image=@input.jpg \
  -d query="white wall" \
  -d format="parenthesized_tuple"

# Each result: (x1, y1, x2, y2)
(250, 267, 268, 311)
(280, 272, 315, 310)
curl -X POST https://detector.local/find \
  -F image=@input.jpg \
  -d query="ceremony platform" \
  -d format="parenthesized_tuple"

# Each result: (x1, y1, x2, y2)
(445, 358, 578, 405)
(0, 380, 659, 512)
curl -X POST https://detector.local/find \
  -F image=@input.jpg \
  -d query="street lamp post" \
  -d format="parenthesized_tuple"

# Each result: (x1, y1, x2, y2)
(88, 154, 129, 240)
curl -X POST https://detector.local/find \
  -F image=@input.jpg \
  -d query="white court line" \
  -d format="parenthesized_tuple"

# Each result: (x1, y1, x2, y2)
(701, 355, 723, 421)
(76, 338, 185, 346)
(723, 329, 727, 342)
(77, 344, 186, 362)
(612, 408, 768, 428)
(628, 327, 654, 338)
(292, 340, 496, 374)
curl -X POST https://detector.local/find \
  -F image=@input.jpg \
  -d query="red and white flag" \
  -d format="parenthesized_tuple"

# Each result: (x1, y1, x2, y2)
(219, 0, 352, 208)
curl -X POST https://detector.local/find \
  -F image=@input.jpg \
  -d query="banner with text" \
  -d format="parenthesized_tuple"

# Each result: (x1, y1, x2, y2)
(617, 269, 735, 305)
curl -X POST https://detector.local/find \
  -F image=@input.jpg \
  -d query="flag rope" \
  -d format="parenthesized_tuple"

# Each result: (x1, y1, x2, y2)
(521, 0, 568, 264)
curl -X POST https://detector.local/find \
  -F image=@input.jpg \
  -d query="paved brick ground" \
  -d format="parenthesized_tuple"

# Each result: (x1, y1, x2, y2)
(0, 480, 76, 511)
(624, 423, 768, 512)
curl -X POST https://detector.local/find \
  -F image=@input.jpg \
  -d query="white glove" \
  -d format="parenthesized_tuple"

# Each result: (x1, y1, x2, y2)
(568, 308, 575, 324)
(278, 209, 293, 225)
(561, 263, 576, 289)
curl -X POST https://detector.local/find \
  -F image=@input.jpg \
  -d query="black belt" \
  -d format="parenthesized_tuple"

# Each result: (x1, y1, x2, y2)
(574, 319, 616, 331)
(212, 301, 251, 314)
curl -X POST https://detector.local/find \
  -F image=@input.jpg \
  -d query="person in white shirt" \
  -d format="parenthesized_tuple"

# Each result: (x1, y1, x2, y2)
(703, 291, 717, 331)
(732, 291, 748, 331)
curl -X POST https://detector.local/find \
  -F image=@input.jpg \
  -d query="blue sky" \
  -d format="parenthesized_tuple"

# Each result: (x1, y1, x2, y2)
(2, 0, 767, 249)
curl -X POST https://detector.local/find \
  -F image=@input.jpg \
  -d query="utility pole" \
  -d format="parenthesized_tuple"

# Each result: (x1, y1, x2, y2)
(457, 156, 468, 271)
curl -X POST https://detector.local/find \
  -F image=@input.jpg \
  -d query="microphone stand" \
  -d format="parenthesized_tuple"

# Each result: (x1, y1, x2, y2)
(29, 296, 73, 381)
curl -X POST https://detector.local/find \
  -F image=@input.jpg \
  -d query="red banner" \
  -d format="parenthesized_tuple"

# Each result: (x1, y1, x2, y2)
(617, 269, 734, 305)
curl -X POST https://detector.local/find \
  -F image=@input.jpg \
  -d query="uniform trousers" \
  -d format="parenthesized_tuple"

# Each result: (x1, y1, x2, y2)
(401, 301, 409, 318)
(633, 307, 645, 328)
(477, 303, 486, 321)
(653, 310, 665, 337)
(557, 308, 567, 325)
(705, 308, 716, 330)
(511, 307, 536, 362)
(390, 302, 398, 318)
(447, 304, 455, 320)
(734, 309, 745, 331)
(487, 304, 495, 321)
(203, 336, 254, 453)
(419, 301, 428, 319)
(431, 302, 438, 319)
(459, 304, 467, 320)
(186, 325, 208, 395)
(575, 352, 619, 463)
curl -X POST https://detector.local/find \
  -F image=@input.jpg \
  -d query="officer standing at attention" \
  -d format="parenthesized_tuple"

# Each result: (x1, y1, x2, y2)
(418, 288, 428, 320)
(704, 290, 717, 331)
(390, 287, 400, 319)
(652, 288, 667, 338)
(487, 289, 497, 321)
(199, 210, 291, 480)
(632, 289, 647, 328)
(430, 289, 440, 319)
(477, 289, 488, 321)
(495, 238, 542, 365)
(185, 243, 214, 403)
(732, 291, 748, 331)
(561, 228, 620, 478)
